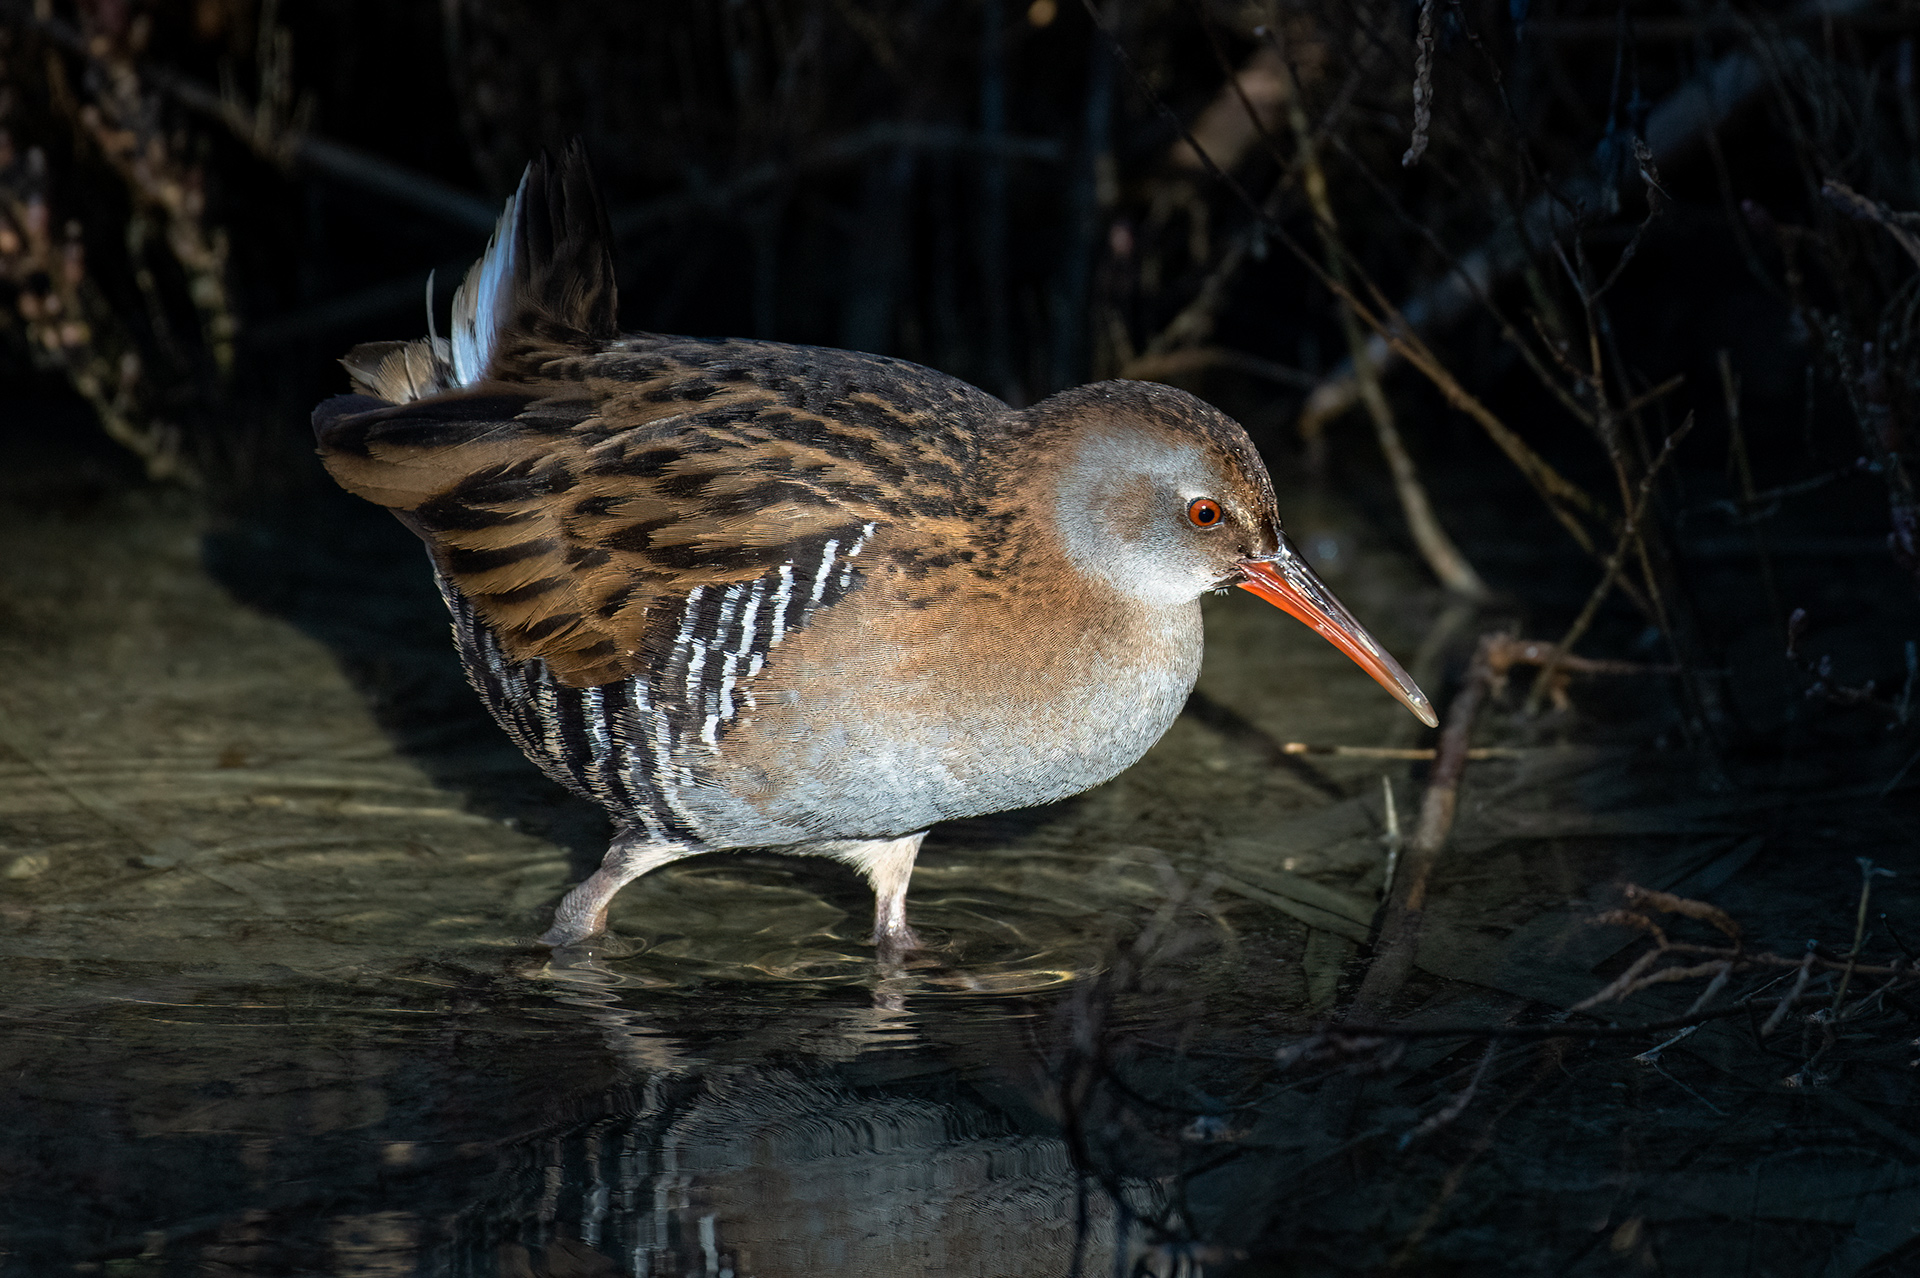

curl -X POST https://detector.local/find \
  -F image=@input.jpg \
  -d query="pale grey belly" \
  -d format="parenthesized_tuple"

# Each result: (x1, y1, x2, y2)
(690, 628, 1206, 844)
(444, 568, 1204, 850)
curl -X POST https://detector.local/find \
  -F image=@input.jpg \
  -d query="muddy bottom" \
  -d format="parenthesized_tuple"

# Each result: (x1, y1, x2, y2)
(1, 436, 1916, 1277)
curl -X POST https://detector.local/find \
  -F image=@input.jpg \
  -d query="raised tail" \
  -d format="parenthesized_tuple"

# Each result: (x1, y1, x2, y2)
(448, 140, 618, 386)
(332, 140, 617, 408)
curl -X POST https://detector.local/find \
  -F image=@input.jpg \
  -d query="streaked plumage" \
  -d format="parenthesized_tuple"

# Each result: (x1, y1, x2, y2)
(313, 144, 1433, 956)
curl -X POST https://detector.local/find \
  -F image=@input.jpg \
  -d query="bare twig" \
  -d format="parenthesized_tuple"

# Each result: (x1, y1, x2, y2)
(1301, 38, 1805, 426)
(1350, 633, 1502, 1017)
(13, 4, 499, 231)
(1281, 743, 1521, 760)
(1589, 139, 1668, 304)
(1568, 949, 1666, 1012)
(1399, 1039, 1496, 1147)
(1296, 988, 1916, 1048)
(1632, 963, 1734, 1063)
(1626, 373, 1687, 416)
(1622, 884, 1742, 944)
(1127, 37, 1372, 370)
(1347, 632, 1678, 1017)
(1526, 415, 1695, 713)
(1762, 948, 1817, 1037)
(1402, 0, 1438, 167)
(1821, 178, 1920, 269)
(1087, 2, 1616, 574)
(1833, 858, 1898, 1013)
(1270, 22, 1488, 600)
(1603, 941, 1904, 980)
(1319, 245, 1616, 556)
(1491, 640, 1675, 677)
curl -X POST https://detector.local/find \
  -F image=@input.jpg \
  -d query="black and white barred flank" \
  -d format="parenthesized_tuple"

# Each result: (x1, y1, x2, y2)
(437, 522, 876, 841)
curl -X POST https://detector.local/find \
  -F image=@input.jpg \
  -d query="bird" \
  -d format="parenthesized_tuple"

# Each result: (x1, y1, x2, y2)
(312, 144, 1436, 958)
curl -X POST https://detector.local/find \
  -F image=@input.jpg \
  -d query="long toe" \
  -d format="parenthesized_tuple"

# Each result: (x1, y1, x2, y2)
(872, 922, 925, 965)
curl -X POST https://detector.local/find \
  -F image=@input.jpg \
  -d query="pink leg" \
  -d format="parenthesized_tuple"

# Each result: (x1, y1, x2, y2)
(540, 830, 695, 946)
(827, 832, 927, 962)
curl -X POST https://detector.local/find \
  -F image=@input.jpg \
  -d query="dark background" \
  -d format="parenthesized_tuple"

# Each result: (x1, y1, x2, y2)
(5, 0, 1919, 726)
(4, 2, 1920, 1274)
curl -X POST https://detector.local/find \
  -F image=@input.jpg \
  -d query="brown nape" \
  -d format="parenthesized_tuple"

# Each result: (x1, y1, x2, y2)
(1011, 379, 1280, 532)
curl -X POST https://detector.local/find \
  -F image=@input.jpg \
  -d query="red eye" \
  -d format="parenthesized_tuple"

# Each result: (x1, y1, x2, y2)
(1187, 497, 1223, 528)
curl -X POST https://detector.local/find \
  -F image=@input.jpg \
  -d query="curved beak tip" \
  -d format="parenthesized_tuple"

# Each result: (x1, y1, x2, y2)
(1235, 550, 1440, 730)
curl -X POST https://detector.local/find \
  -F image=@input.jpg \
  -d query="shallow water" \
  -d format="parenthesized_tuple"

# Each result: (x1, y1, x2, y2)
(0, 472, 1434, 1276)
(6, 473, 1916, 1277)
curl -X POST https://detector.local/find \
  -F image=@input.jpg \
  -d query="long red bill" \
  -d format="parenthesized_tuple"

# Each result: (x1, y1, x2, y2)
(1236, 540, 1439, 728)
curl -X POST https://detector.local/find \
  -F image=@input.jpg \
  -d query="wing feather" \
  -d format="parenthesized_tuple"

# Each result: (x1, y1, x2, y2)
(314, 375, 893, 687)
(312, 142, 1000, 691)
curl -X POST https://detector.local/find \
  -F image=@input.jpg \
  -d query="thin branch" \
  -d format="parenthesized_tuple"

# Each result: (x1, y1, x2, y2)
(1402, 0, 1438, 167)
(1399, 1039, 1496, 1147)
(1323, 129, 1598, 433)
(1350, 633, 1502, 1017)
(1299, 988, 1918, 1048)
(1526, 415, 1695, 712)
(1269, 21, 1489, 600)
(1280, 743, 1522, 760)
(1089, 1, 1619, 573)
(1822, 178, 1920, 269)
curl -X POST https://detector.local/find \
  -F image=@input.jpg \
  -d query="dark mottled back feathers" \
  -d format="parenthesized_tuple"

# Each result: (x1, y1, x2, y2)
(315, 336, 1006, 687)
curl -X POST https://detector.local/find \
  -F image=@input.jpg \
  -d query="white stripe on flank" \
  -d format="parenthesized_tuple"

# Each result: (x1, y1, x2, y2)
(767, 564, 794, 647)
(639, 680, 703, 836)
(531, 663, 561, 762)
(702, 660, 729, 740)
(810, 540, 840, 606)
(674, 586, 705, 653)
(714, 583, 744, 635)
(701, 585, 742, 705)
(683, 637, 710, 706)
(732, 578, 765, 659)
(673, 585, 709, 708)
(838, 522, 876, 592)
(617, 678, 652, 838)
(584, 685, 609, 766)
(697, 585, 747, 750)
(716, 580, 765, 727)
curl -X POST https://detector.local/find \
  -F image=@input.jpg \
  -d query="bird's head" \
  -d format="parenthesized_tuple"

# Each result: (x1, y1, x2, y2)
(1031, 380, 1437, 728)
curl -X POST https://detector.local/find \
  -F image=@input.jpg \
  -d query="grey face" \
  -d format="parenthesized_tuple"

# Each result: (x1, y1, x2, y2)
(1052, 426, 1274, 608)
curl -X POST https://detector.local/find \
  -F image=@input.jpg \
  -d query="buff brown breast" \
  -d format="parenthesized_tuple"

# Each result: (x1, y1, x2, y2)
(312, 144, 1435, 957)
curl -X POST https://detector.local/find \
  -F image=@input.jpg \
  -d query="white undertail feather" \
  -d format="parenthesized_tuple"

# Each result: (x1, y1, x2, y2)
(336, 274, 456, 404)
(450, 167, 530, 387)
(339, 335, 454, 404)
(423, 269, 441, 348)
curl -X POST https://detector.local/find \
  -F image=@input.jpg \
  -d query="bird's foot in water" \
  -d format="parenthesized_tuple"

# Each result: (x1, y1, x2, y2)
(872, 922, 925, 967)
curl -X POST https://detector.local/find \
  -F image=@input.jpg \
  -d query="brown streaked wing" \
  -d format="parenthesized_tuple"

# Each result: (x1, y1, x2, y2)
(313, 374, 915, 687)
